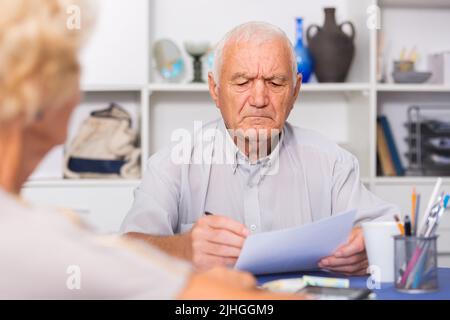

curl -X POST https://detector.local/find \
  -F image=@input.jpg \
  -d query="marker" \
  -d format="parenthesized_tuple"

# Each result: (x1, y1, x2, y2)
(404, 215, 412, 237)
(302, 276, 349, 289)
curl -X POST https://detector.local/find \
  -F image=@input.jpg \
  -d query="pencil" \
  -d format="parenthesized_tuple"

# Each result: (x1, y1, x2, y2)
(412, 187, 417, 229)
(394, 214, 405, 236)
(413, 194, 420, 236)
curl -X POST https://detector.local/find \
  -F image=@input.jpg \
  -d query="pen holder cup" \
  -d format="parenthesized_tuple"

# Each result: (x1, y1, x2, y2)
(393, 60, 414, 72)
(394, 235, 438, 293)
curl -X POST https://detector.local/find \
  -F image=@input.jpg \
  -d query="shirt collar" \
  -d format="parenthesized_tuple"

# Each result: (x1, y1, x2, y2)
(217, 120, 285, 174)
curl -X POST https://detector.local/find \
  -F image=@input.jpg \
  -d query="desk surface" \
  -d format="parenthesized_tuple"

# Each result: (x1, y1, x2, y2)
(257, 268, 450, 300)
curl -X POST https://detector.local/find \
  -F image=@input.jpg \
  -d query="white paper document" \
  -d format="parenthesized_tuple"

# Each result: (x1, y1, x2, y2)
(235, 209, 357, 275)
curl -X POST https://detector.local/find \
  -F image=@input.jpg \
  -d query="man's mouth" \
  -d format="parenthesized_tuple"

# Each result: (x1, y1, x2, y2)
(243, 115, 273, 120)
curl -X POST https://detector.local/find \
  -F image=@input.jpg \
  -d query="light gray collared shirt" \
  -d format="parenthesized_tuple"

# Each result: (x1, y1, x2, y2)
(121, 119, 399, 236)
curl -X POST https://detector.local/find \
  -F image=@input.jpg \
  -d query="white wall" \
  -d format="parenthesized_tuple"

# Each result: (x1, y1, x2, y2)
(80, 0, 149, 86)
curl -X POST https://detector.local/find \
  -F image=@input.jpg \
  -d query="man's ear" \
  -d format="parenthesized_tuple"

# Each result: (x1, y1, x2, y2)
(293, 73, 302, 101)
(288, 74, 302, 113)
(208, 72, 220, 108)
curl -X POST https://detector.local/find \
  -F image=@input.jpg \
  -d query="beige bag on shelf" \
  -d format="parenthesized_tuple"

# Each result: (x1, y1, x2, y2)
(64, 103, 141, 179)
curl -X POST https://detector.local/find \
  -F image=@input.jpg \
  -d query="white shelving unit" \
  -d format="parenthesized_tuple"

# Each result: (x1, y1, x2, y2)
(19, 0, 450, 263)
(148, 82, 372, 93)
(380, 0, 450, 9)
(80, 85, 145, 92)
(377, 84, 450, 93)
(374, 0, 450, 265)
(24, 179, 141, 188)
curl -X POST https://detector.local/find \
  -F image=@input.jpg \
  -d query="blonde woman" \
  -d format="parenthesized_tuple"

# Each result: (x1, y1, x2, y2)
(0, 0, 301, 299)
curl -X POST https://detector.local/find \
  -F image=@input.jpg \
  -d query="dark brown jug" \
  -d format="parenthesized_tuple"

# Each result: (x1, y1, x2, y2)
(306, 7, 355, 83)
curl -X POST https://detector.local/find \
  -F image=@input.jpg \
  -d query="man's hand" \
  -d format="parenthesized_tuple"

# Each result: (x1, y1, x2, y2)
(189, 215, 250, 271)
(318, 227, 368, 276)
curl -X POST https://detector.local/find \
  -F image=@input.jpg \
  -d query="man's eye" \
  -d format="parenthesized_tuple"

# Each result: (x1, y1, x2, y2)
(270, 82, 282, 87)
(236, 81, 249, 86)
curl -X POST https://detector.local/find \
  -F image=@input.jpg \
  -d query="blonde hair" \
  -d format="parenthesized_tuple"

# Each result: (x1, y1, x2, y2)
(0, 0, 93, 123)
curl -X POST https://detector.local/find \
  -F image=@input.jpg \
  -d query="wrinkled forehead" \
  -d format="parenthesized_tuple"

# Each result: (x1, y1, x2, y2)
(221, 38, 293, 78)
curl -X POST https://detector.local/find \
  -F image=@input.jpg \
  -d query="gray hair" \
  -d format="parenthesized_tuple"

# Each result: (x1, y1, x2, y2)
(212, 21, 298, 86)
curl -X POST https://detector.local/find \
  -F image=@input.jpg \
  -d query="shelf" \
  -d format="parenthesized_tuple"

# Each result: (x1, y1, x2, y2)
(148, 83, 371, 93)
(374, 177, 450, 185)
(302, 83, 371, 92)
(81, 84, 144, 92)
(148, 83, 209, 92)
(380, 0, 450, 9)
(377, 84, 450, 93)
(23, 179, 141, 188)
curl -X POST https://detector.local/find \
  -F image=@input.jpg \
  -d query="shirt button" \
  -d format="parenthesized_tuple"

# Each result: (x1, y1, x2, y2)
(250, 224, 257, 232)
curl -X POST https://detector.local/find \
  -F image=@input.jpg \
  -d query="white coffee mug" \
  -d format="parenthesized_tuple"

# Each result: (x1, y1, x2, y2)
(362, 221, 401, 283)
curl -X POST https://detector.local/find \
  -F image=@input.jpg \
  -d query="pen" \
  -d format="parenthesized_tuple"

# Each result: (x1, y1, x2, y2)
(302, 276, 349, 289)
(419, 178, 442, 234)
(426, 195, 449, 237)
(409, 46, 417, 63)
(421, 194, 444, 237)
(404, 215, 412, 236)
(400, 47, 406, 61)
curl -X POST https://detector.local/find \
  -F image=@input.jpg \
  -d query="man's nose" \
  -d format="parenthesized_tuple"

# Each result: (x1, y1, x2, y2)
(249, 80, 269, 108)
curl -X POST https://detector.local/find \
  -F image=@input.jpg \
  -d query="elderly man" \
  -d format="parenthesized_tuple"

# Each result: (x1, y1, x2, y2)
(121, 22, 398, 275)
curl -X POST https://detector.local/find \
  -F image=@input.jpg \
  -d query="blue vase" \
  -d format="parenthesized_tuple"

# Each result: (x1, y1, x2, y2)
(294, 17, 313, 83)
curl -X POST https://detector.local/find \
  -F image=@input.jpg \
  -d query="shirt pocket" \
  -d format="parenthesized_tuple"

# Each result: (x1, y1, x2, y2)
(179, 223, 195, 233)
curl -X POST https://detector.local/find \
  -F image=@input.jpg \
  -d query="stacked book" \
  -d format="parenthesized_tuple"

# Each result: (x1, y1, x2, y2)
(377, 115, 405, 177)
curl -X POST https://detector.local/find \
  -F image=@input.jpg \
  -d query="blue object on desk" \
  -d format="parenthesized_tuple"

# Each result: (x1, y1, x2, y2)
(257, 268, 450, 300)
